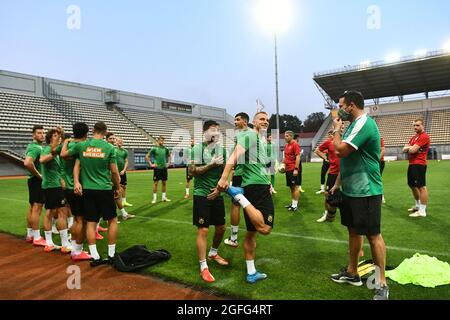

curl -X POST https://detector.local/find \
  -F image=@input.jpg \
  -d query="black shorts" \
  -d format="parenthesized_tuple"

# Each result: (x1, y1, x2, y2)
(326, 174, 338, 191)
(27, 177, 45, 205)
(286, 170, 301, 187)
(339, 195, 382, 236)
(193, 196, 225, 228)
(380, 161, 385, 176)
(186, 167, 193, 181)
(243, 185, 275, 232)
(120, 173, 127, 186)
(64, 190, 84, 217)
(153, 168, 168, 181)
(82, 190, 117, 223)
(43, 187, 66, 210)
(231, 175, 243, 205)
(408, 165, 427, 188)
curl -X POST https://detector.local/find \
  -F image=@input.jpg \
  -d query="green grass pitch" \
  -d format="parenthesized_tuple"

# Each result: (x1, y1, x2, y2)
(0, 161, 449, 300)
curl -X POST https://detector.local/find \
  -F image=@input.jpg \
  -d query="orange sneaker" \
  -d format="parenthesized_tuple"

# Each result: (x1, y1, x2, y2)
(95, 232, 104, 240)
(208, 254, 229, 266)
(33, 237, 47, 247)
(97, 226, 108, 232)
(61, 246, 72, 254)
(44, 244, 60, 252)
(200, 268, 215, 283)
(71, 251, 92, 261)
(183, 194, 189, 199)
(26, 236, 34, 243)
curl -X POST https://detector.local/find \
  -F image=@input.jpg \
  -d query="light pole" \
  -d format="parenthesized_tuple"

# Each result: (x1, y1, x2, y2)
(274, 33, 280, 133)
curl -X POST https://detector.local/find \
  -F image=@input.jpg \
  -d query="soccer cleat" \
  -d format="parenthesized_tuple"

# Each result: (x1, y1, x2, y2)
(44, 244, 61, 253)
(316, 189, 325, 195)
(95, 232, 104, 240)
(33, 237, 47, 247)
(382, 196, 386, 204)
(26, 236, 34, 243)
(224, 238, 239, 248)
(409, 211, 427, 218)
(408, 206, 419, 212)
(151, 199, 157, 204)
(246, 271, 268, 284)
(162, 198, 171, 202)
(123, 201, 133, 207)
(208, 254, 229, 266)
(331, 268, 363, 286)
(97, 225, 108, 232)
(90, 257, 108, 267)
(288, 206, 298, 212)
(71, 251, 92, 261)
(200, 268, 215, 283)
(122, 214, 136, 221)
(284, 204, 292, 209)
(226, 186, 244, 199)
(316, 213, 328, 223)
(299, 187, 306, 193)
(271, 189, 277, 194)
(183, 194, 190, 199)
(373, 285, 390, 300)
(61, 246, 72, 254)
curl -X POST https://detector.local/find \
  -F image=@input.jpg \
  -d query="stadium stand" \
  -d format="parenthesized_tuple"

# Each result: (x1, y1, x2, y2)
(429, 109, 450, 145)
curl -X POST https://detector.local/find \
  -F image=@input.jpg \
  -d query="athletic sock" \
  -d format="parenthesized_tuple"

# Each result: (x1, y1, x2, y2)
(88, 244, 100, 260)
(27, 228, 33, 238)
(246, 260, 256, 275)
(67, 217, 74, 229)
(33, 230, 41, 240)
(108, 244, 116, 258)
(292, 200, 298, 208)
(230, 225, 239, 241)
(208, 247, 218, 257)
(162, 192, 167, 199)
(123, 197, 127, 203)
(419, 204, 427, 213)
(44, 231, 54, 246)
(60, 229, 70, 247)
(185, 188, 190, 196)
(75, 243, 83, 255)
(415, 200, 421, 208)
(199, 260, 208, 271)
(120, 208, 127, 216)
(153, 193, 157, 201)
(321, 184, 325, 191)
(234, 194, 251, 209)
(71, 240, 78, 253)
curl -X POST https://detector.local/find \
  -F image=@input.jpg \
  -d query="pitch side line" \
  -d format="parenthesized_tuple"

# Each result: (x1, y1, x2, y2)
(1, 197, 448, 257)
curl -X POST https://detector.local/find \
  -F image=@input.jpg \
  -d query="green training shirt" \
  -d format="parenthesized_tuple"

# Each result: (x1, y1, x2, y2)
(68, 138, 117, 191)
(116, 147, 128, 172)
(59, 142, 78, 190)
(41, 145, 62, 189)
(236, 130, 270, 187)
(341, 114, 383, 197)
(25, 141, 43, 179)
(149, 146, 170, 169)
(191, 143, 226, 197)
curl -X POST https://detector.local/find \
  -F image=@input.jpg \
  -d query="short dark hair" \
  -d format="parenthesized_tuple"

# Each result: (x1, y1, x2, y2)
(45, 128, 58, 145)
(106, 132, 115, 139)
(94, 121, 107, 134)
(72, 122, 89, 139)
(203, 120, 220, 132)
(235, 112, 250, 123)
(32, 125, 44, 133)
(342, 90, 365, 109)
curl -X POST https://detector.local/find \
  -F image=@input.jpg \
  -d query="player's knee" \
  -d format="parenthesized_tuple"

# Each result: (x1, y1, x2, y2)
(258, 226, 272, 236)
(198, 228, 209, 237)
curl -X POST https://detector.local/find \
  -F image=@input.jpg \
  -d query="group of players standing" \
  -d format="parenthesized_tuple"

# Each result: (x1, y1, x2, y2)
(22, 95, 431, 298)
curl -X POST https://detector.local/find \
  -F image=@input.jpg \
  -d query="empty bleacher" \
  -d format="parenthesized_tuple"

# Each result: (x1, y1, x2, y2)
(372, 112, 425, 147)
(429, 109, 450, 145)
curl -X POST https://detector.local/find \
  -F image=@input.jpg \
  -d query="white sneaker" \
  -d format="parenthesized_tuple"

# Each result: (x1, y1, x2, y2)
(272, 189, 277, 194)
(409, 211, 426, 218)
(316, 189, 325, 195)
(123, 214, 136, 221)
(316, 213, 328, 223)
(162, 198, 171, 202)
(382, 196, 386, 204)
(408, 206, 419, 212)
(151, 199, 157, 204)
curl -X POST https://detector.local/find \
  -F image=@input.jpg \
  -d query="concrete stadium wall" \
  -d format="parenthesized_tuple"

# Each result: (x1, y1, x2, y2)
(367, 96, 450, 115)
(0, 154, 27, 176)
(0, 69, 233, 123)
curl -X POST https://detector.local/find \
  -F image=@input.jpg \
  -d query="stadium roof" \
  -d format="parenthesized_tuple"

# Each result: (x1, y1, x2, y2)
(313, 50, 450, 103)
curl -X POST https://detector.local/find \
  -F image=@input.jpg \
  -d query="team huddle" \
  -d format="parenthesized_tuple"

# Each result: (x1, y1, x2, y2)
(22, 92, 431, 300)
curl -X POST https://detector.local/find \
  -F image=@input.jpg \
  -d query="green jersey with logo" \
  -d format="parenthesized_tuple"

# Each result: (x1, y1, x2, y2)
(341, 114, 383, 197)
(68, 138, 117, 191)
(25, 141, 43, 179)
(116, 147, 128, 172)
(149, 146, 170, 169)
(41, 145, 62, 189)
(59, 142, 79, 190)
(191, 143, 226, 197)
(236, 130, 270, 187)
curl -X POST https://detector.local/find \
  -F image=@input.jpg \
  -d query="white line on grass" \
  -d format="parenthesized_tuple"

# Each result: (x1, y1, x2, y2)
(1, 197, 448, 257)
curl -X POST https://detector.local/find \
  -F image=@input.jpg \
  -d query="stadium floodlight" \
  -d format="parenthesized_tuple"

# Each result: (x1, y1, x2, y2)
(253, 0, 294, 142)
(414, 49, 428, 58)
(253, 0, 294, 35)
(360, 60, 371, 68)
(385, 52, 401, 64)
(444, 41, 450, 53)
